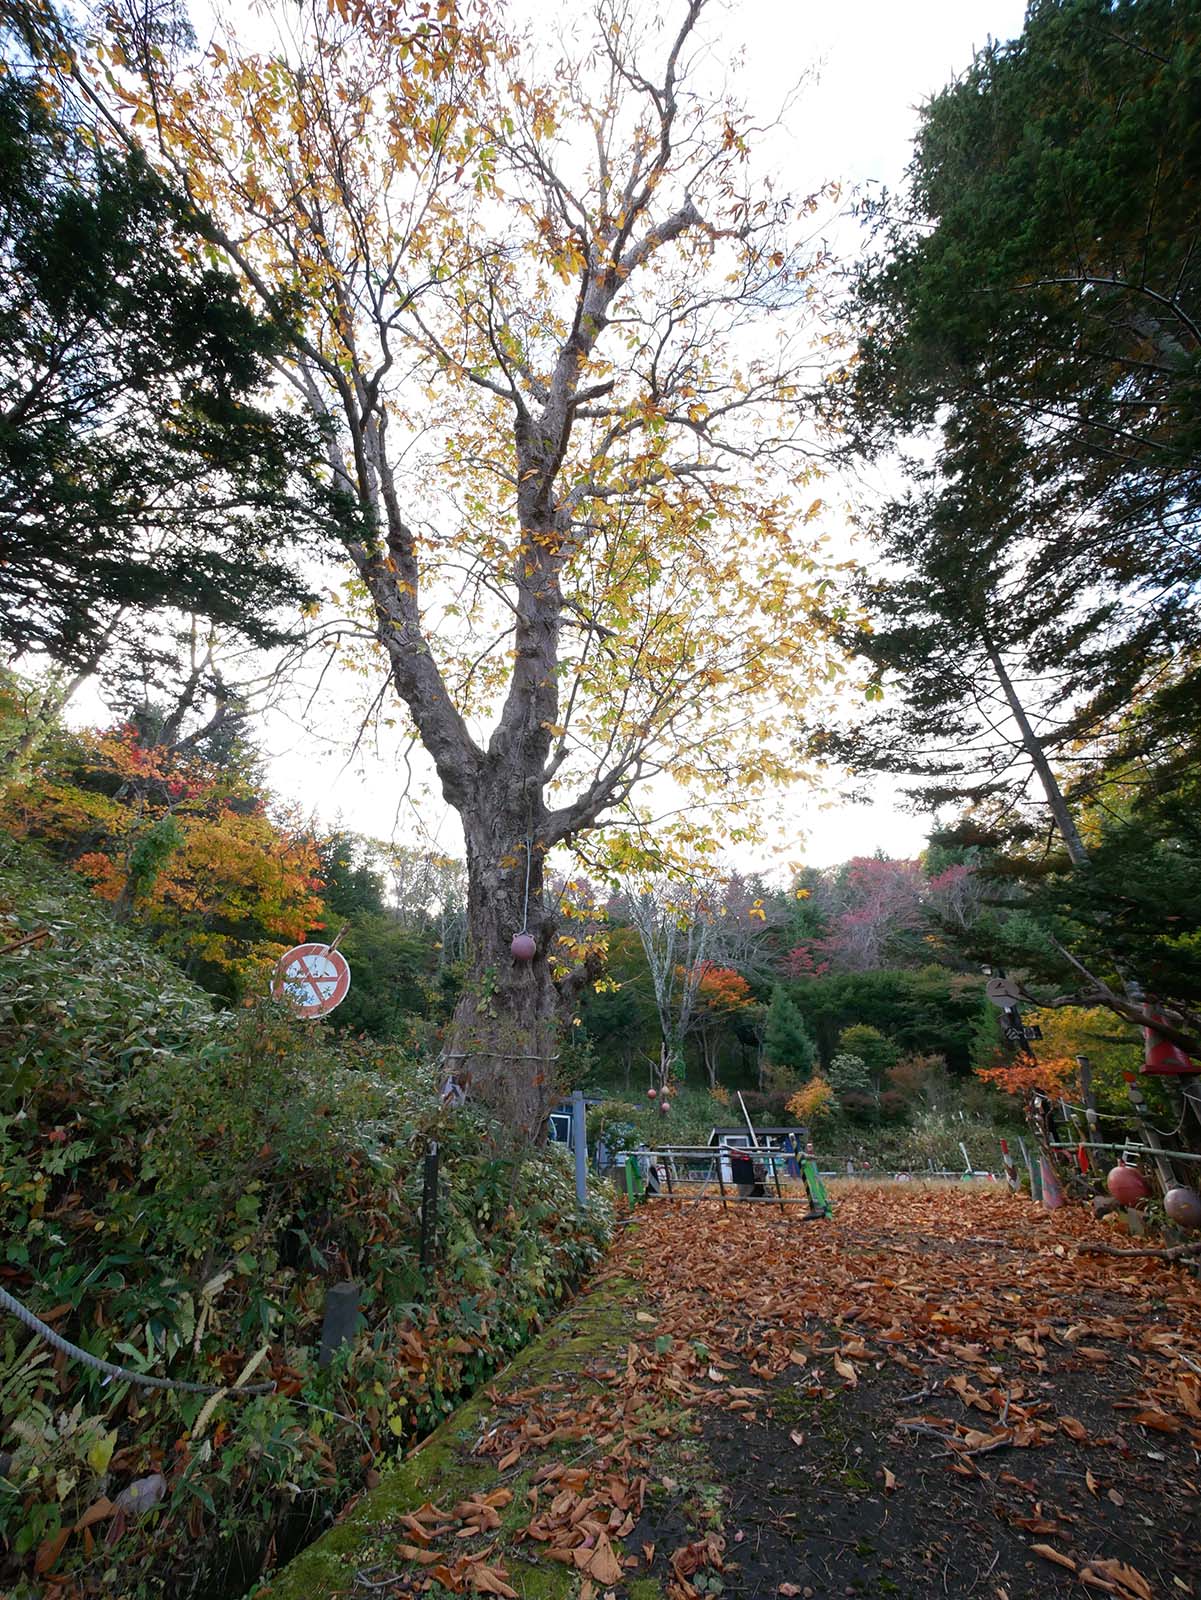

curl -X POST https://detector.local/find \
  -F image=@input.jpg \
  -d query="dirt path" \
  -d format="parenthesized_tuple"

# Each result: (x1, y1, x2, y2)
(265, 1183, 1201, 1600)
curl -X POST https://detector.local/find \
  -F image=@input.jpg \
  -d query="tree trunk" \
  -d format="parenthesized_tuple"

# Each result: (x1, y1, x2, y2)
(656, 1035, 683, 1093)
(982, 635, 1089, 867)
(444, 809, 560, 1143)
(701, 1031, 717, 1090)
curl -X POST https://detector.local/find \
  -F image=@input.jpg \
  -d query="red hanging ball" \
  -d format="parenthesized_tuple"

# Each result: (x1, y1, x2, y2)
(659, 1098, 671, 1114)
(1106, 1164, 1150, 1205)
(510, 931, 536, 962)
(646, 1087, 658, 1100)
(1164, 1186, 1201, 1229)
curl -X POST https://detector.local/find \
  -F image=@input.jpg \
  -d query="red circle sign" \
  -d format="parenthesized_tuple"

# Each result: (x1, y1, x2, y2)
(271, 942, 351, 1019)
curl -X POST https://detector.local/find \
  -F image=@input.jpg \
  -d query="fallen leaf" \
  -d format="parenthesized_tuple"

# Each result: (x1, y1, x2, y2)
(789, 1430, 805, 1447)
(465, 1563, 519, 1598)
(35, 1529, 70, 1575)
(1031, 1544, 1077, 1573)
(74, 1497, 115, 1533)
(1059, 1416, 1088, 1441)
(833, 1356, 858, 1387)
(1082, 1559, 1154, 1600)
(1133, 1410, 1180, 1434)
(778, 1585, 802, 1597)
(1085, 1470, 1100, 1495)
(582, 1532, 624, 1586)
(883, 1468, 897, 1492)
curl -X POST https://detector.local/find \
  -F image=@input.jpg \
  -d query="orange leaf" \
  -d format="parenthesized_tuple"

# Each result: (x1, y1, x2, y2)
(1133, 1409, 1180, 1434)
(35, 1528, 70, 1575)
(1031, 1544, 1077, 1573)
(74, 1497, 115, 1532)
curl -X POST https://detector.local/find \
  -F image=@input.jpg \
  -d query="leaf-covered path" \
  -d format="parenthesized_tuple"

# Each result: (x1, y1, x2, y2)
(268, 1184, 1201, 1600)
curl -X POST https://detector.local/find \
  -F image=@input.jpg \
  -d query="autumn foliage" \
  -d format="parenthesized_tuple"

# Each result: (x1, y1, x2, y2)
(0, 724, 324, 997)
(975, 1053, 1080, 1100)
(785, 1075, 835, 1122)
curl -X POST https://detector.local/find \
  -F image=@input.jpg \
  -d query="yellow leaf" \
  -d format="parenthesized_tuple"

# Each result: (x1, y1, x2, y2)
(87, 1429, 118, 1475)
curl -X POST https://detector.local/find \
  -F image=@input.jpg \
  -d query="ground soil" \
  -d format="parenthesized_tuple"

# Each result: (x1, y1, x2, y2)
(264, 1182, 1201, 1600)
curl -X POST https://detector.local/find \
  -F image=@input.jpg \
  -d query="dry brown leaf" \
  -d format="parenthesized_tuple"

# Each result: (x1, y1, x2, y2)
(34, 1529, 70, 1576)
(582, 1532, 624, 1586)
(1031, 1544, 1077, 1573)
(1083, 1559, 1154, 1600)
(789, 1430, 805, 1447)
(1079, 1570, 1120, 1594)
(74, 1497, 114, 1533)
(883, 1468, 897, 1492)
(1085, 1470, 1100, 1495)
(1060, 1416, 1089, 1441)
(465, 1563, 519, 1598)
(1133, 1409, 1180, 1434)
(833, 1356, 858, 1387)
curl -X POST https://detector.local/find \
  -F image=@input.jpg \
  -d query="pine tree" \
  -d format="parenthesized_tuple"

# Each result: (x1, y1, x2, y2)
(764, 986, 817, 1077)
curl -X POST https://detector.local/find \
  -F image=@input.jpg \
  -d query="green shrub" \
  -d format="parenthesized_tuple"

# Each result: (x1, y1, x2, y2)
(0, 842, 610, 1597)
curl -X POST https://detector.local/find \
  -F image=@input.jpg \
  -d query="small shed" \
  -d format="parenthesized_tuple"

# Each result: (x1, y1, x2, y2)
(707, 1125, 809, 1182)
(707, 1125, 808, 1151)
(548, 1096, 605, 1151)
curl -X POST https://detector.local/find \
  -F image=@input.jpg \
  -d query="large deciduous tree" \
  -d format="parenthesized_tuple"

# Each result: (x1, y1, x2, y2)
(84, 0, 840, 1135)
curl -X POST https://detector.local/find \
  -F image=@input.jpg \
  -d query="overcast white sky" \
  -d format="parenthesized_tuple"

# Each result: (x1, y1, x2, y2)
(74, 0, 1030, 873)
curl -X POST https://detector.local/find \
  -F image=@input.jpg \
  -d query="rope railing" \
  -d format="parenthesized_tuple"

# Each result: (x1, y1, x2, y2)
(0, 1284, 275, 1397)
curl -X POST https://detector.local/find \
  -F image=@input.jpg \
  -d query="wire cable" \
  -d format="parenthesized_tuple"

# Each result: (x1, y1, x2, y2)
(0, 1285, 275, 1396)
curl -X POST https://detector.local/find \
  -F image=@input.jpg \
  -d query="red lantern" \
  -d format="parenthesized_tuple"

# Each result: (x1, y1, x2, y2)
(1106, 1164, 1151, 1205)
(1142, 1012, 1195, 1075)
(510, 931, 536, 962)
(1164, 1186, 1201, 1229)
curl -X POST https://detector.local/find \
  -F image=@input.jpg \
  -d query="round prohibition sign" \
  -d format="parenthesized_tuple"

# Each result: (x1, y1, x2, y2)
(271, 942, 351, 1019)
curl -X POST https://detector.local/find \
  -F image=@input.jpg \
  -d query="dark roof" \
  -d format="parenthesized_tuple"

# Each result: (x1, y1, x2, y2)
(708, 1125, 807, 1142)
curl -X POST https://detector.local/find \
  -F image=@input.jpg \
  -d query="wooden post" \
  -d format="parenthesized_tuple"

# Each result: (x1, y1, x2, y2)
(572, 1089, 588, 1209)
(1018, 1134, 1041, 1201)
(1124, 1075, 1177, 1195)
(420, 1141, 440, 1279)
(1076, 1054, 1101, 1154)
(999, 1139, 1019, 1191)
(715, 1149, 729, 1214)
(319, 1282, 359, 1368)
